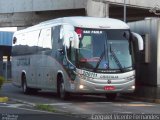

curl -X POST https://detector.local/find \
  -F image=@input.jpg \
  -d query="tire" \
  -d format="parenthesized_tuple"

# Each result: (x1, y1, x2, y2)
(58, 77, 69, 100)
(22, 75, 30, 94)
(30, 88, 39, 94)
(105, 93, 117, 101)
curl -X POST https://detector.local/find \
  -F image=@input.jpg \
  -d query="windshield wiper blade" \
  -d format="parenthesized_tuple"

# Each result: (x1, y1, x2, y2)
(110, 44, 124, 72)
(94, 50, 105, 72)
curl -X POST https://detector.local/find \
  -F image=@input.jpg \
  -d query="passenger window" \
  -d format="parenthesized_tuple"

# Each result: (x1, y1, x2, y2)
(26, 30, 40, 47)
(43, 28, 52, 49)
(38, 28, 52, 52)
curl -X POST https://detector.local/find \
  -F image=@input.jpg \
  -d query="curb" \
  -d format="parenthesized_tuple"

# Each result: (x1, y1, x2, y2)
(0, 97, 9, 103)
(10, 98, 35, 107)
(10, 98, 88, 119)
(10, 98, 68, 113)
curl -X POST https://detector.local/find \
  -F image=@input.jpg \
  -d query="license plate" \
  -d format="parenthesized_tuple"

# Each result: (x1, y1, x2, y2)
(104, 86, 115, 91)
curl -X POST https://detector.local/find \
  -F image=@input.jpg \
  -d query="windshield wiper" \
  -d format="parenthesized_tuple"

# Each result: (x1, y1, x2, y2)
(110, 44, 124, 72)
(94, 46, 105, 72)
(94, 51, 105, 72)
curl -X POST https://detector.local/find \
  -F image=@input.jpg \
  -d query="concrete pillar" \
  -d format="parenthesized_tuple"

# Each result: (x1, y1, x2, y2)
(86, 0, 109, 17)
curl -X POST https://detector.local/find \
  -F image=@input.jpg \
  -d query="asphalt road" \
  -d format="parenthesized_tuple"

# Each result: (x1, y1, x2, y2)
(0, 113, 82, 120)
(1, 83, 160, 118)
(0, 101, 84, 120)
(0, 106, 81, 120)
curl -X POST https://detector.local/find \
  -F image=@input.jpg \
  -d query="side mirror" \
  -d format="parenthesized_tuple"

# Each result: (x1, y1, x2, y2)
(132, 32, 144, 51)
(72, 31, 79, 49)
(63, 31, 73, 48)
(63, 31, 79, 49)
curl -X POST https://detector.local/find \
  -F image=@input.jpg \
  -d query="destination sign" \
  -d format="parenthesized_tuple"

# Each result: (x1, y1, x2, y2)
(83, 30, 103, 34)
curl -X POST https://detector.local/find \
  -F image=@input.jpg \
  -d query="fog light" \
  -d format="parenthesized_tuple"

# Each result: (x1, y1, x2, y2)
(131, 85, 135, 89)
(79, 85, 84, 89)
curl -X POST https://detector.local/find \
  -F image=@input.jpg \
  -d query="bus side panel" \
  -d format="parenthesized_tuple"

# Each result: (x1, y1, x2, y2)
(12, 57, 21, 87)
(37, 54, 57, 91)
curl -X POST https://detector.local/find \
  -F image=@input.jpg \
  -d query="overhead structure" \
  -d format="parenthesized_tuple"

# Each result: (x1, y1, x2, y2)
(0, 0, 158, 26)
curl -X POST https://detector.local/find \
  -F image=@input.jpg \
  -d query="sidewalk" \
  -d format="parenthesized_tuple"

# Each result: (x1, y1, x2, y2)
(0, 80, 11, 103)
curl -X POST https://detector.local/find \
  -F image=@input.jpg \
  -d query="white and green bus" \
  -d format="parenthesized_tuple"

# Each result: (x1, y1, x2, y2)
(12, 17, 143, 100)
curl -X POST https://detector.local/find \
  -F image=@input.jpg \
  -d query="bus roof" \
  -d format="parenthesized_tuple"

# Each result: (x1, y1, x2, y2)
(14, 17, 129, 35)
(40, 16, 129, 29)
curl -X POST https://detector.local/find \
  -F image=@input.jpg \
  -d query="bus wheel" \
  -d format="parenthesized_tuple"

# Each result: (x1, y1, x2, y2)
(22, 76, 30, 94)
(105, 93, 117, 101)
(59, 78, 69, 100)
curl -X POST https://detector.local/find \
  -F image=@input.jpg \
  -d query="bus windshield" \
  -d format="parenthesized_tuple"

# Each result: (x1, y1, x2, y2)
(76, 28, 134, 73)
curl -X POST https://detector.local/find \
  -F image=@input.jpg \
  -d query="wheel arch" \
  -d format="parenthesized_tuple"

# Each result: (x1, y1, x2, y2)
(57, 71, 64, 84)
(56, 71, 64, 94)
(21, 70, 26, 84)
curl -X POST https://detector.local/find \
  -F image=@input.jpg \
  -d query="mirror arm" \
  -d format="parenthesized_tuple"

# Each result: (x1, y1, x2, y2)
(132, 32, 144, 51)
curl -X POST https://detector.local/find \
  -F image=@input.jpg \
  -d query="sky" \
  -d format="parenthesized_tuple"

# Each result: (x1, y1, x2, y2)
(0, 27, 17, 32)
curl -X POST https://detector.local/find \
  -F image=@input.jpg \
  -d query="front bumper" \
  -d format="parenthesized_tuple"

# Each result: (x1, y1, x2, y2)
(67, 79, 135, 94)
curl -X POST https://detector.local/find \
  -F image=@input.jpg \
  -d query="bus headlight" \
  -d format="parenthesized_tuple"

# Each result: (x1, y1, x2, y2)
(131, 85, 135, 89)
(79, 85, 84, 89)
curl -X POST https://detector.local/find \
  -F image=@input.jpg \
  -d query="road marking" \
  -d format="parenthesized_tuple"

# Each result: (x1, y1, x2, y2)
(86, 102, 112, 104)
(113, 111, 133, 114)
(114, 103, 154, 107)
(129, 102, 149, 104)
(0, 103, 7, 105)
(43, 103, 72, 106)
(8, 104, 24, 108)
